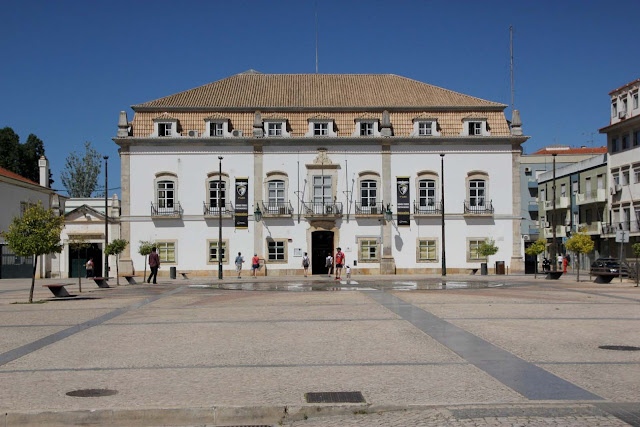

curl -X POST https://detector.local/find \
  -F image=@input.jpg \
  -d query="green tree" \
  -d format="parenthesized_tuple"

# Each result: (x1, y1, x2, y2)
(632, 243, 640, 287)
(565, 231, 594, 282)
(69, 236, 91, 292)
(525, 238, 547, 279)
(0, 128, 50, 184)
(478, 239, 499, 273)
(60, 142, 103, 197)
(138, 240, 154, 282)
(105, 239, 129, 286)
(2, 202, 64, 303)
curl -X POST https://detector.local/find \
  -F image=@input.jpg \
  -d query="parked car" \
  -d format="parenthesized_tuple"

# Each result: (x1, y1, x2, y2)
(590, 258, 629, 276)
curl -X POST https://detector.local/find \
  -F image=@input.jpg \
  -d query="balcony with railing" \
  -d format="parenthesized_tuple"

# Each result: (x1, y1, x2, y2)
(577, 222, 603, 235)
(527, 199, 539, 211)
(527, 178, 538, 188)
(463, 200, 494, 216)
(602, 221, 640, 235)
(303, 201, 343, 217)
(576, 188, 607, 205)
(542, 224, 568, 239)
(355, 201, 384, 217)
(543, 196, 570, 210)
(414, 200, 442, 216)
(261, 200, 293, 217)
(151, 202, 183, 218)
(203, 201, 234, 218)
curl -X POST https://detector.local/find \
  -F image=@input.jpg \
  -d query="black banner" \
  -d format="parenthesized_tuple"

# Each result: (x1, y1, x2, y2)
(396, 177, 410, 227)
(235, 177, 248, 229)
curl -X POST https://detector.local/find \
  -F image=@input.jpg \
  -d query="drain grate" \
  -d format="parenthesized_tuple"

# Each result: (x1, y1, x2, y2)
(599, 345, 640, 351)
(66, 389, 118, 397)
(305, 391, 365, 403)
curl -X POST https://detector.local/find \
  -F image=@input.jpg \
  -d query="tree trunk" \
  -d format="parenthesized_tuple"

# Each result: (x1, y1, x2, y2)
(116, 254, 120, 286)
(77, 253, 82, 293)
(577, 259, 580, 282)
(144, 255, 148, 283)
(29, 255, 38, 303)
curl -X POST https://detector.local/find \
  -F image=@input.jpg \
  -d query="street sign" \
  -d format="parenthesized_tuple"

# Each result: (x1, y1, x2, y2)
(616, 230, 630, 243)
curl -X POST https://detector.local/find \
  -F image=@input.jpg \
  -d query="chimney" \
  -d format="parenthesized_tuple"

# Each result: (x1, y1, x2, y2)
(380, 110, 393, 137)
(117, 111, 129, 137)
(510, 109, 523, 136)
(38, 156, 49, 188)
(252, 111, 264, 137)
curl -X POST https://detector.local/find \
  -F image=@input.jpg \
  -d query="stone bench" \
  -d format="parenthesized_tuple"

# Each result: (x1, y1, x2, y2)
(180, 272, 189, 279)
(124, 275, 137, 285)
(92, 277, 110, 288)
(467, 268, 479, 275)
(545, 271, 563, 280)
(42, 284, 72, 298)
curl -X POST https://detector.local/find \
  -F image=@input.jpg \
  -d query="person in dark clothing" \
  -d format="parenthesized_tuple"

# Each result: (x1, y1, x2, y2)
(147, 247, 160, 284)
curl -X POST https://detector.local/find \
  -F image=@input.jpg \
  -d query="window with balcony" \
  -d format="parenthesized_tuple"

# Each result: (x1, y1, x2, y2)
(313, 175, 332, 204)
(419, 179, 437, 207)
(597, 174, 604, 189)
(360, 180, 377, 207)
(209, 181, 226, 210)
(268, 180, 285, 205)
(157, 180, 175, 209)
(469, 179, 486, 207)
(156, 241, 176, 263)
(585, 177, 592, 194)
(417, 239, 437, 262)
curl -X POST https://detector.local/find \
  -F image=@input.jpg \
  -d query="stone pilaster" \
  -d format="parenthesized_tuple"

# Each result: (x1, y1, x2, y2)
(380, 143, 396, 274)
(510, 142, 524, 273)
(118, 145, 134, 275)
(253, 142, 265, 275)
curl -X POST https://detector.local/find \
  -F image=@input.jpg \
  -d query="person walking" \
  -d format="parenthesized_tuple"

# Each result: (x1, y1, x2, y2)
(251, 253, 260, 278)
(325, 252, 333, 277)
(335, 247, 345, 280)
(235, 252, 245, 278)
(85, 258, 94, 278)
(562, 255, 568, 274)
(147, 247, 160, 284)
(302, 252, 310, 277)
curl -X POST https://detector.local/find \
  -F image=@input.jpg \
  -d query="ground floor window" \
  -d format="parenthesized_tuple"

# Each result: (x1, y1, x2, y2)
(417, 239, 437, 261)
(208, 240, 227, 263)
(358, 238, 379, 262)
(157, 241, 176, 263)
(267, 239, 286, 262)
(468, 239, 485, 261)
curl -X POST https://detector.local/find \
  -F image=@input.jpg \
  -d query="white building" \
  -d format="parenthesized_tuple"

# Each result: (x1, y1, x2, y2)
(114, 72, 528, 277)
(600, 78, 640, 257)
(0, 157, 65, 278)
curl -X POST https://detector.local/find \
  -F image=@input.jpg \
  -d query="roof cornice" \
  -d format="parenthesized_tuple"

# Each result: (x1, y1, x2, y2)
(132, 105, 507, 113)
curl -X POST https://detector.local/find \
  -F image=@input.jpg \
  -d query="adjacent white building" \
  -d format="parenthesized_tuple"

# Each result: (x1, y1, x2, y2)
(114, 72, 528, 277)
(600, 78, 640, 257)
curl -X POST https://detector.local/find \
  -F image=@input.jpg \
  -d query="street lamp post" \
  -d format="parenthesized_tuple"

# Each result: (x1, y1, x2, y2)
(103, 155, 109, 278)
(218, 156, 223, 280)
(551, 153, 557, 272)
(441, 154, 446, 276)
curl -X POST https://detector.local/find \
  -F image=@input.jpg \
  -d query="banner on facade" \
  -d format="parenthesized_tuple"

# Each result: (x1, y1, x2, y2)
(396, 176, 410, 227)
(235, 177, 249, 229)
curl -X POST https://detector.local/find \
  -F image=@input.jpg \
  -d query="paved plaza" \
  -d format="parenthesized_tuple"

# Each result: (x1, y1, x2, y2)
(0, 274, 639, 426)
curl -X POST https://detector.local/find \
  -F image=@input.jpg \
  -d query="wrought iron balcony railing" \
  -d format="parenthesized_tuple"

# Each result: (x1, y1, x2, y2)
(261, 200, 294, 216)
(303, 201, 343, 216)
(463, 200, 494, 215)
(151, 202, 182, 217)
(203, 201, 234, 216)
(414, 200, 442, 215)
(355, 201, 383, 216)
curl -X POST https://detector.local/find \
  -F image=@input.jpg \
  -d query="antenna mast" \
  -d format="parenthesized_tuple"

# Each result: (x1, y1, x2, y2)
(510, 25, 514, 114)
(315, 2, 319, 74)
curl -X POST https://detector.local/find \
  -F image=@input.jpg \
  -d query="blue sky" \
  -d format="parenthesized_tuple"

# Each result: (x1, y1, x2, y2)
(1, 0, 638, 195)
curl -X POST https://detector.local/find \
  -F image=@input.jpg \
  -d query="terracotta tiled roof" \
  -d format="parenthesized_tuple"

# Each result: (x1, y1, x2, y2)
(531, 146, 607, 155)
(152, 112, 176, 121)
(204, 113, 227, 120)
(133, 73, 506, 109)
(608, 78, 640, 95)
(0, 166, 40, 186)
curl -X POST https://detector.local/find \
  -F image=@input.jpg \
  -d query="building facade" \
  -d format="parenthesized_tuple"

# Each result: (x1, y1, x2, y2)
(600, 78, 640, 259)
(520, 145, 606, 273)
(114, 72, 528, 276)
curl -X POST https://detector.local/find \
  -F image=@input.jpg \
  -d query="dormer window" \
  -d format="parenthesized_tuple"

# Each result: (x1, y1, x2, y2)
(159, 123, 172, 137)
(210, 122, 223, 137)
(360, 122, 374, 135)
(314, 123, 328, 136)
(411, 117, 440, 137)
(264, 119, 290, 138)
(460, 117, 490, 136)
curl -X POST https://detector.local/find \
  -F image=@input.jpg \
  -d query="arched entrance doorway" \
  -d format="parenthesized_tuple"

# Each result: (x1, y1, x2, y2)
(312, 230, 334, 275)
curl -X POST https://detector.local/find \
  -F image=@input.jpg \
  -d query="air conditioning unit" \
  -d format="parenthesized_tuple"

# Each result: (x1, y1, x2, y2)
(187, 130, 199, 137)
(618, 110, 626, 119)
(523, 235, 530, 241)
(610, 186, 617, 195)
(232, 129, 243, 137)
(615, 184, 622, 192)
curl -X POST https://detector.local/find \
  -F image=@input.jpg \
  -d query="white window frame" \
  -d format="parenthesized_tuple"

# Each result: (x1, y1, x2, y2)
(156, 180, 175, 209)
(460, 118, 490, 136)
(622, 169, 630, 186)
(469, 179, 486, 207)
(305, 118, 337, 137)
(410, 119, 441, 137)
(152, 117, 179, 137)
(418, 179, 437, 207)
(360, 180, 378, 207)
(416, 238, 438, 262)
(204, 118, 232, 137)
(312, 175, 332, 204)
(467, 238, 487, 262)
(612, 99, 618, 117)
(358, 238, 379, 262)
(156, 241, 176, 264)
(352, 120, 380, 137)
(267, 180, 286, 205)
(264, 120, 290, 138)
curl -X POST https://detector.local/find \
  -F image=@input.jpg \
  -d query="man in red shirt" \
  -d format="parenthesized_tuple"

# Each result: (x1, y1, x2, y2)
(335, 247, 345, 280)
(147, 246, 160, 284)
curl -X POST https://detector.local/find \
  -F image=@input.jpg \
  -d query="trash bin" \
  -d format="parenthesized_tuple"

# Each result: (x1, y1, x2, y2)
(480, 262, 488, 275)
(170, 266, 177, 279)
(495, 261, 505, 275)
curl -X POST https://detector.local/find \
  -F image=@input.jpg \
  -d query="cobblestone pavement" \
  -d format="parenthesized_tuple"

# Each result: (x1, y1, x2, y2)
(0, 274, 639, 426)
